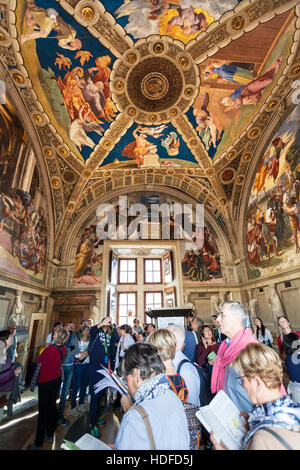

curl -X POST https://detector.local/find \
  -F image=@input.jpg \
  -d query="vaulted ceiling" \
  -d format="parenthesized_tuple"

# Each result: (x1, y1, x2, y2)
(0, 0, 299, 260)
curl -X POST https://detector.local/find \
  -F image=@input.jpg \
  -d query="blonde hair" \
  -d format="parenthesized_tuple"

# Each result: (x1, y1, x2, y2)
(233, 343, 283, 390)
(147, 328, 177, 361)
(54, 327, 69, 346)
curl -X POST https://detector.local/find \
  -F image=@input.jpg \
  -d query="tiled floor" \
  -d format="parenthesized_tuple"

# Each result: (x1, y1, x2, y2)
(0, 389, 122, 450)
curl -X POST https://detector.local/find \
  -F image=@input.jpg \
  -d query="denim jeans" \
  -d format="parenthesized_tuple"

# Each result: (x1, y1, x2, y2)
(70, 362, 89, 409)
(58, 365, 74, 417)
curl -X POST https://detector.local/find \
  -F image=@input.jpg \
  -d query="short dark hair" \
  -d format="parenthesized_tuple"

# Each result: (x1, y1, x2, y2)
(282, 332, 300, 356)
(120, 324, 131, 334)
(54, 321, 62, 328)
(120, 343, 165, 380)
(0, 329, 11, 342)
(277, 315, 290, 327)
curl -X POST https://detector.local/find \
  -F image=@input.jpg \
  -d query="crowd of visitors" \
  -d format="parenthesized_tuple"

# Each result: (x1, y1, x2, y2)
(1, 304, 300, 451)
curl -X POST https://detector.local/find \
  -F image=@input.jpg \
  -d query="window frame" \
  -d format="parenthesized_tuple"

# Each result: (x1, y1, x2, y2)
(144, 291, 163, 311)
(143, 258, 162, 285)
(118, 258, 137, 285)
(117, 291, 137, 325)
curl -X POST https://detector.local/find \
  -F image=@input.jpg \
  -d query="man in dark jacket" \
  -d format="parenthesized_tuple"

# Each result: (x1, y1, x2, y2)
(88, 316, 113, 437)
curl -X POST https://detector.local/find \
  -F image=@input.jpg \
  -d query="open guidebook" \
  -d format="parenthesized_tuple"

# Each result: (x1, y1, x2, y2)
(61, 433, 112, 450)
(93, 364, 128, 396)
(196, 390, 247, 450)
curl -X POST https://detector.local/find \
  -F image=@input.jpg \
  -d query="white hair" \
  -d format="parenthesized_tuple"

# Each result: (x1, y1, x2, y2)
(220, 301, 249, 328)
(167, 325, 185, 352)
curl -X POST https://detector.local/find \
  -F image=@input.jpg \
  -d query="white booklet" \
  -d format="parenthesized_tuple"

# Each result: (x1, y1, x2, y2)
(195, 390, 247, 450)
(94, 364, 128, 396)
(61, 433, 112, 451)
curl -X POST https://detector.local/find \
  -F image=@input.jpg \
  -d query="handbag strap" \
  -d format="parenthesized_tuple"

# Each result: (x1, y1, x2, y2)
(259, 427, 293, 450)
(129, 404, 156, 450)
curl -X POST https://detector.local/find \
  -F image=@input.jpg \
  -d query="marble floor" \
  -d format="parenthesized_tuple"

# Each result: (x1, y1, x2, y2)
(0, 389, 122, 451)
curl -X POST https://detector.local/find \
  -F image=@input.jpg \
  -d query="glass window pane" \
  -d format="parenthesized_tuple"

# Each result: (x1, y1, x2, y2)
(154, 293, 161, 304)
(146, 271, 153, 283)
(119, 272, 128, 283)
(128, 293, 136, 304)
(153, 260, 161, 271)
(127, 271, 136, 283)
(145, 260, 152, 271)
(119, 305, 127, 316)
(119, 259, 128, 271)
(153, 270, 161, 283)
(128, 260, 136, 271)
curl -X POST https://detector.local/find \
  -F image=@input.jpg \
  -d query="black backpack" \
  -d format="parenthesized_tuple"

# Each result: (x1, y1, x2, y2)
(177, 359, 214, 407)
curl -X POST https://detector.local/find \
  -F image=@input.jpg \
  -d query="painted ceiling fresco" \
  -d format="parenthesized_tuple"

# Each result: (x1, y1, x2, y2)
(1, 0, 299, 266)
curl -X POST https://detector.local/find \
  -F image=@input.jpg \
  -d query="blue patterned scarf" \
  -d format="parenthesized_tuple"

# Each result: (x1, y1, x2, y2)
(134, 373, 170, 405)
(243, 395, 300, 448)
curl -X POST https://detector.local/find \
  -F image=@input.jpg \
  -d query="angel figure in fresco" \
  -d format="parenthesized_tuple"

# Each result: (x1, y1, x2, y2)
(21, 1, 82, 51)
(194, 93, 222, 150)
(69, 105, 104, 151)
(139, 125, 168, 139)
(122, 125, 159, 168)
(166, 6, 208, 34)
(86, 55, 118, 122)
(221, 57, 283, 111)
(115, 0, 180, 38)
(74, 233, 101, 278)
(161, 132, 180, 156)
(252, 149, 273, 195)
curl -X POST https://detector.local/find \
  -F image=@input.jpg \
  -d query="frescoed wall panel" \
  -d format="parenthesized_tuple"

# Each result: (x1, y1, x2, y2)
(247, 105, 300, 278)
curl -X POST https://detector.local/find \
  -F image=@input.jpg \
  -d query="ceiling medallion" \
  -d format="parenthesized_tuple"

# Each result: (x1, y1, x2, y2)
(127, 53, 137, 64)
(0, 32, 5, 41)
(51, 177, 61, 188)
(33, 114, 43, 124)
(141, 72, 169, 100)
(248, 128, 261, 139)
(81, 6, 95, 21)
(57, 146, 68, 157)
(111, 36, 199, 125)
(12, 73, 24, 84)
(153, 42, 164, 54)
(221, 168, 235, 184)
(231, 16, 245, 30)
(63, 170, 76, 184)
(68, 202, 75, 212)
(44, 147, 54, 158)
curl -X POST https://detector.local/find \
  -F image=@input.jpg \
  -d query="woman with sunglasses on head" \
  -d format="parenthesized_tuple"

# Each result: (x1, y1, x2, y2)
(211, 343, 300, 450)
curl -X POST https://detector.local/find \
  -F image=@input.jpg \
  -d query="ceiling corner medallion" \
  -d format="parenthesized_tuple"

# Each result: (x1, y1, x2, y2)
(111, 36, 199, 125)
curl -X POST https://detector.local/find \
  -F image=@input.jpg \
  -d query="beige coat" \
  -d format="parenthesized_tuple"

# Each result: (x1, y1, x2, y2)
(245, 426, 300, 450)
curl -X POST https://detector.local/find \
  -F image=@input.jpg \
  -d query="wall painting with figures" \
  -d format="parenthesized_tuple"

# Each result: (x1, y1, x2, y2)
(246, 105, 300, 279)
(0, 101, 48, 283)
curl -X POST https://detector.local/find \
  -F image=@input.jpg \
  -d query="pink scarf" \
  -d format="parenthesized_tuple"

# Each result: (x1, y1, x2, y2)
(211, 328, 259, 393)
